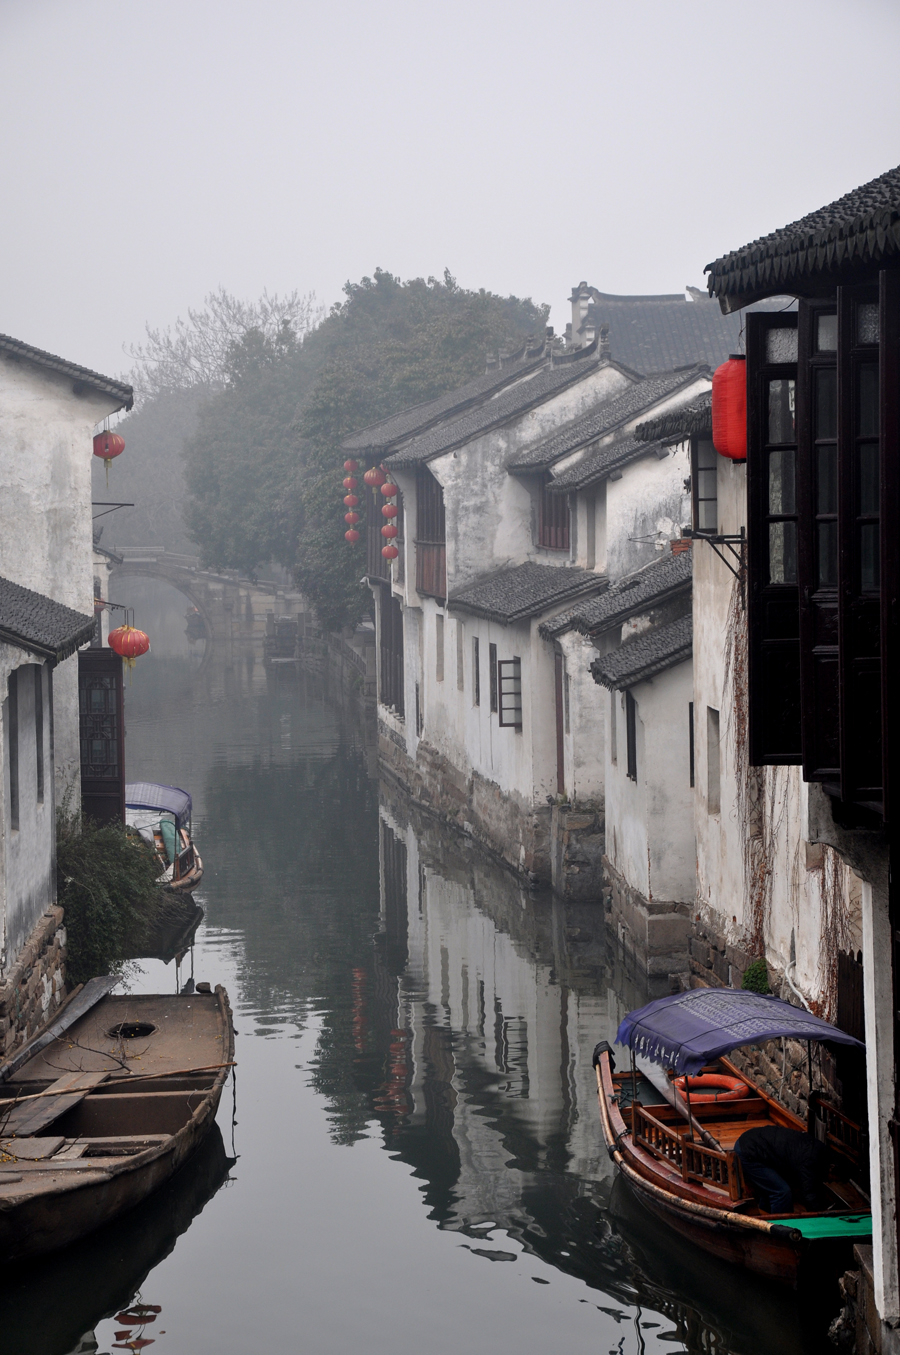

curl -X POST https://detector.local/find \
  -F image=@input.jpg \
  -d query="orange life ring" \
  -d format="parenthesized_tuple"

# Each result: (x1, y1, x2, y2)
(673, 1073, 748, 1102)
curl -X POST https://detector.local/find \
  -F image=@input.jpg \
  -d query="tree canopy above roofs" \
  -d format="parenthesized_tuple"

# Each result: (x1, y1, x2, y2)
(128, 270, 548, 628)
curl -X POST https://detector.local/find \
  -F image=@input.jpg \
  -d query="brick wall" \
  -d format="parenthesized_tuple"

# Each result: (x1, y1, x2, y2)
(0, 907, 67, 1060)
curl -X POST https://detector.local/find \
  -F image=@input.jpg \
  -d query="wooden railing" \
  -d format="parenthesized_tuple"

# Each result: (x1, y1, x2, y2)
(632, 1104, 745, 1201)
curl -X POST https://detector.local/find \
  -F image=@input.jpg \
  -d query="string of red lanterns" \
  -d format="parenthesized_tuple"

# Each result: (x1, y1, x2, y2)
(380, 478, 399, 560)
(343, 459, 360, 542)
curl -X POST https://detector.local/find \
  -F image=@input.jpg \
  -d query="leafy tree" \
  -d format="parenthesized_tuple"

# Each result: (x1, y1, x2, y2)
(183, 268, 548, 629)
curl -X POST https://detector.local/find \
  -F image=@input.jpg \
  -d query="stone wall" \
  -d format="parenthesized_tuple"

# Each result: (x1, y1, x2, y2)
(603, 854, 691, 978)
(0, 906, 66, 1060)
(378, 722, 552, 881)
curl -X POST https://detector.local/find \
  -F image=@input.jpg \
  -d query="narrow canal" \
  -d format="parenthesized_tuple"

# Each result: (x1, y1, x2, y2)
(0, 581, 828, 1355)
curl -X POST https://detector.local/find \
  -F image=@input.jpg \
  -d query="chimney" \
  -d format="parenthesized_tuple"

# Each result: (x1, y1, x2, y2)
(485, 351, 498, 373)
(599, 324, 611, 360)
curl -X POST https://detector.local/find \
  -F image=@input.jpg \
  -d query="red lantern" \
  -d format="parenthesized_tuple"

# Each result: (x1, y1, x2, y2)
(382, 544, 399, 560)
(712, 356, 747, 461)
(108, 624, 150, 673)
(344, 511, 359, 525)
(343, 459, 359, 472)
(380, 482, 398, 497)
(343, 493, 359, 507)
(345, 528, 360, 542)
(381, 524, 398, 539)
(342, 476, 357, 490)
(364, 466, 386, 488)
(92, 429, 125, 485)
(381, 503, 398, 518)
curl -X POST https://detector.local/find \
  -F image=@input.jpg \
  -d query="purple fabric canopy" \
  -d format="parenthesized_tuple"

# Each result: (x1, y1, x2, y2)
(616, 988, 864, 1076)
(125, 782, 192, 829)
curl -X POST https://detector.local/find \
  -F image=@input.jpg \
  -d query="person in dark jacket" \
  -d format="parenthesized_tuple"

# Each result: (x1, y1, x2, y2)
(734, 1126, 829, 1213)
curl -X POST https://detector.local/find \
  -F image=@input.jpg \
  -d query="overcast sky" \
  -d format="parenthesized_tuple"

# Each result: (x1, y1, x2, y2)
(2, 0, 899, 380)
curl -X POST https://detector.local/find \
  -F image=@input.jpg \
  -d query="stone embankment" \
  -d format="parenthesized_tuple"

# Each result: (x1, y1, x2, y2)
(0, 907, 66, 1059)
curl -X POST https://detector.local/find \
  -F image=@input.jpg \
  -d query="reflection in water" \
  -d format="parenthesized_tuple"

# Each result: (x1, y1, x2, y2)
(0, 1127, 233, 1355)
(0, 580, 830, 1352)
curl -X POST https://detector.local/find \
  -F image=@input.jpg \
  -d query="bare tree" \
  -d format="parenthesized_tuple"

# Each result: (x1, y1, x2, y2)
(127, 286, 323, 400)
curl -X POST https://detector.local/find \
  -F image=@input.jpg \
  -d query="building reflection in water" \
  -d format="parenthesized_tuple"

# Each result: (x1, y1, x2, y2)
(362, 783, 818, 1355)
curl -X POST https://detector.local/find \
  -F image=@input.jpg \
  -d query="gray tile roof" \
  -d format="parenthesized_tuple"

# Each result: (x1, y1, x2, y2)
(635, 391, 713, 444)
(343, 342, 546, 453)
(706, 164, 900, 311)
(0, 575, 95, 662)
(571, 288, 746, 372)
(383, 342, 603, 469)
(449, 561, 605, 624)
(546, 433, 668, 493)
(0, 333, 134, 410)
(541, 551, 692, 638)
(590, 614, 693, 690)
(507, 367, 708, 472)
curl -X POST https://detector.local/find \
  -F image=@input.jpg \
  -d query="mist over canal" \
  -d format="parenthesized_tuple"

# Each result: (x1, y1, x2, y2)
(0, 580, 825, 1354)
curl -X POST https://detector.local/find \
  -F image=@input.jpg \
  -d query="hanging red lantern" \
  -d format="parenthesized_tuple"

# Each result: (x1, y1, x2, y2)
(345, 528, 360, 542)
(712, 356, 747, 461)
(381, 503, 398, 518)
(380, 481, 398, 498)
(343, 493, 359, 507)
(108, 624, 150, 673)
(343, 459, 359, 472)
(381, 544, 399, 560)
(92, 429, 125, 486)
(344, 511, 359, 525)
(381, 524, 398, 539)
(342, 476, 358, 490)
(364, 466, 386, 488)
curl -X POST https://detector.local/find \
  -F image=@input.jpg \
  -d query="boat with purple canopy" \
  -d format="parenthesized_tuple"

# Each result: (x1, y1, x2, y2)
(594, 987, 870, 1283)
(125, 782, 203, 893)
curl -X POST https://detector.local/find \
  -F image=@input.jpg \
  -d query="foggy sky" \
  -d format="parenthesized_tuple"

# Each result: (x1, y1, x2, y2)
(1, 0, 899, 381)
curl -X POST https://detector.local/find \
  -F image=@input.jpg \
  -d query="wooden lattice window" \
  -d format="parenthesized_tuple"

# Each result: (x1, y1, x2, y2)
(539, 475, 570, 550)
(379, 590, 404, 717)
(625, 691, 637, 781)
(498, 658, 522, 729)
(416, 465, 446, 599)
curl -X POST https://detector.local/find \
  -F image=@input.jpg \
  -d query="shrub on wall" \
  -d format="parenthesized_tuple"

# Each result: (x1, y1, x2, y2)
(741, 957, 771, 994)
(56, 810, 163, 986)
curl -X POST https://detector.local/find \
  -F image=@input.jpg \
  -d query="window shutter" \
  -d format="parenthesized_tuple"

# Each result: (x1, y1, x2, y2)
(881, 268, 900, 824)
(747, 311, 802, 765)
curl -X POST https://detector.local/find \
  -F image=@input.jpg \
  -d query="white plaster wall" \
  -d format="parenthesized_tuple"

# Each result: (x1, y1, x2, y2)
(604, 660, 694, 904)
(0, 651, 54, 976)
(604, 445, 692, 581)
(558, 630, 605, 801)
(692, 452, 849, 1001)
(429, 361, 631, 594)
(0, 357, 123, 805)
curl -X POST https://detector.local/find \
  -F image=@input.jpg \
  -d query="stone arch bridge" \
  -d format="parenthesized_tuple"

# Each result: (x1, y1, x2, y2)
(108, 547, 310, 644)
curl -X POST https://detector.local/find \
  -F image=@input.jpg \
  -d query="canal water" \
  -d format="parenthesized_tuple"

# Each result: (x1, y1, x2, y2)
(0, 579, 830, 1355)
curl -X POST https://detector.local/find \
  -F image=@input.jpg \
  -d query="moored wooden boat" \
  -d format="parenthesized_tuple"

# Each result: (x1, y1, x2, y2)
(125, 781, 204, 892)
(595, 988, 872, 1284)
(0, 985, 233, 1260)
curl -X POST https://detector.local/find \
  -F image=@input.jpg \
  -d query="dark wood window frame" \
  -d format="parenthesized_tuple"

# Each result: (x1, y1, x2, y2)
(747, 311, 802, 766)
(489, 642, 498, 712)
(625, 690, 637, 781)
(539, 475, 570, 551)
(34, 664, 44, 803)
(689, 700, 695, 787)
(7, 670, 19, 830)
(416, 465, 447, 600)
(691, 436, 718, 535)
(379, 589, 405, 718)
(498, 658, 523, 730)
(473, 636, 480, 706)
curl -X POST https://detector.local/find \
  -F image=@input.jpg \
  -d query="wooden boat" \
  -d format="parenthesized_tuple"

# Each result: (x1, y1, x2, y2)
(0, 979, 233, 1261)
(125, 781, 204, 892)
(595, 988, 871, 1284)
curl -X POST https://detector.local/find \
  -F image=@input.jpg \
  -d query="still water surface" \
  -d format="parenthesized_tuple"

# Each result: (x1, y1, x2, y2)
(0, 580, 826, 1355)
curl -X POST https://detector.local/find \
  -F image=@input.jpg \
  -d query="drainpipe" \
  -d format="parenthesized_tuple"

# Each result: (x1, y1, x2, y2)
(783, 960, 812, 1012)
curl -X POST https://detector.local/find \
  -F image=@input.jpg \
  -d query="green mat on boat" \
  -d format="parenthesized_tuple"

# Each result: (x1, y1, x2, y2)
(787, 1214, 872, 1239)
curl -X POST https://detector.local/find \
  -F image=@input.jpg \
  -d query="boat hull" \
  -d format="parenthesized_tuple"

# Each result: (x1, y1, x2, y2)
(0, 986, 233, 1262)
